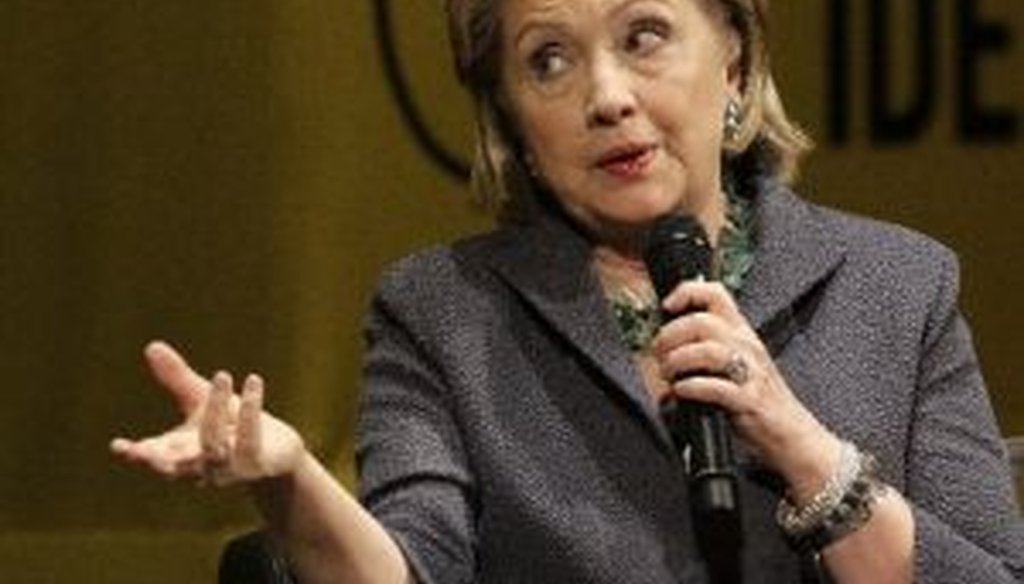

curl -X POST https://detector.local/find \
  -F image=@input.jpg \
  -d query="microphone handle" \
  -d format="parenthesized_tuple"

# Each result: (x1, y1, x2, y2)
(661, 393, 743, 549)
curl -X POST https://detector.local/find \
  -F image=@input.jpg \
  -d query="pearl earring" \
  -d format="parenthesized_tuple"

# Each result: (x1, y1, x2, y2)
(724, 99, 743, 144)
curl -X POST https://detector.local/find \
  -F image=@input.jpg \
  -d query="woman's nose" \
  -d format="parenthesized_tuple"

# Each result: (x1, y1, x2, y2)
(585, 58, 637, 128)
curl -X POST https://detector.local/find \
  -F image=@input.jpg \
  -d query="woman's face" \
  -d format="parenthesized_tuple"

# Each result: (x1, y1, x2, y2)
(500, 0, 740, 247)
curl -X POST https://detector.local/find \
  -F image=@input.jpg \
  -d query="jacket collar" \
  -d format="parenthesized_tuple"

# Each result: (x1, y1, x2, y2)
(481, 212, 667, 441)
(479, 183, 845, 446)
(737, 182, 847, 336)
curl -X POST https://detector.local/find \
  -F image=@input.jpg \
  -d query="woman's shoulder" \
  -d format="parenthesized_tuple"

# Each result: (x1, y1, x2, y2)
(752, 181, 962, 312)
(817, 204, 952, 260)
(371, 227, 524, 305)
(778, 185, 960, 284)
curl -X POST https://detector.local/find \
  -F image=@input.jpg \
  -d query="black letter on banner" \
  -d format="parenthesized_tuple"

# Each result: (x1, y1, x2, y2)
(956, 0, 1019, 142)
(868, 0, 938, 144)
(827, 0, 851, 144)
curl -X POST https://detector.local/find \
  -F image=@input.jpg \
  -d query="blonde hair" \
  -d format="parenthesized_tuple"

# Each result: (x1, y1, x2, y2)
(446, 0, 812, 220)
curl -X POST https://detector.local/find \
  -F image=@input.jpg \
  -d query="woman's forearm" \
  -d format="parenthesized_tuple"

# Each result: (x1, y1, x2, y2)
(820, 489, 915, 584)
(251, 452, 410, 584)
(776, 432, 914, 584)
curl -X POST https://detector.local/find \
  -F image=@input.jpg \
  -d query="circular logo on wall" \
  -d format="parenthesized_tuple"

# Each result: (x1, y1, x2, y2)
(372, 0, 471, 182)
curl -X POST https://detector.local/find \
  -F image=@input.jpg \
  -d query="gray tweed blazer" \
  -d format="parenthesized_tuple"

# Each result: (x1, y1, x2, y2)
(357, 183, 1023, 583)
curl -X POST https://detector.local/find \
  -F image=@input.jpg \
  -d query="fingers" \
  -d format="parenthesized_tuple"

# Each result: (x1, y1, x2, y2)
(656, 339, 735, 382)
(651, 284, 763, 413)
(652, 282, 761, 387)
(110, 437, 133, 457)
(652, 311, 737, 357)
(116, 345, 276, 487)
(112, 370, 261, 486)
(657, 338, 756, 409)
(671, 375, 750, 413)
(199, 372, 271, 486)
(144, 341, 210, 414)
(200, 371, 235, 467)
(110, 431, 202, 478)
(662, 281, 743, 325)
(235, 374, 264, 466)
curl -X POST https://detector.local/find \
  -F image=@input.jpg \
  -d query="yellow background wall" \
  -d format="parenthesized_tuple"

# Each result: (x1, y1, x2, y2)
(1, 1, 1020, 581)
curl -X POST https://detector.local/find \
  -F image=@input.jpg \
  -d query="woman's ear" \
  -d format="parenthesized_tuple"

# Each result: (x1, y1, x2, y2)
(724, 30, 744, 95)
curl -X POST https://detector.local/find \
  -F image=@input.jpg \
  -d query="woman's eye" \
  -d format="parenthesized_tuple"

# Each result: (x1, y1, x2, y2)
(625, 18, 670, 54)
(528, 44, 571, 80)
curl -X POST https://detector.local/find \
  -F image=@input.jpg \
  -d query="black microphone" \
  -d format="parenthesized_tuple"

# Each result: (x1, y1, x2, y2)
(643, 214, 743, 574)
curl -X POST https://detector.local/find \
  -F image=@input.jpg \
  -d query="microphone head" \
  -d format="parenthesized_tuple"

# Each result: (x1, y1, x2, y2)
(642, 214, 713, 299)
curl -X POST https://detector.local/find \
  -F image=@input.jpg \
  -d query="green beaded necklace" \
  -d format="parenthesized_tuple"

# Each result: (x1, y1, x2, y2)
(609, 193, 755, 352)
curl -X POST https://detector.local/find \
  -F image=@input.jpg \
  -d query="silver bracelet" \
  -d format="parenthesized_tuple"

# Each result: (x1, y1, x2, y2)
(800, 465, 887, 551)
(775, 441, 861, 536)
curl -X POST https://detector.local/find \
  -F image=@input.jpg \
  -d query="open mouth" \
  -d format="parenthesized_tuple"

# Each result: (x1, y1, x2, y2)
(596, 145, 656, 178)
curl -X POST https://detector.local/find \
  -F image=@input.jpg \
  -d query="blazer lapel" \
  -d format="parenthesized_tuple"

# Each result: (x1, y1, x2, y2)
(738, 183, 847, 345)
(480, 214, 675, 448)
(477, 184, 846, 450)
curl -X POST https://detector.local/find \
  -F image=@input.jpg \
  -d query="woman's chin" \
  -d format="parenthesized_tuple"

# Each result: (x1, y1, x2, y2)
(606, 201, 687, 227)
(583, 216, 669, 254)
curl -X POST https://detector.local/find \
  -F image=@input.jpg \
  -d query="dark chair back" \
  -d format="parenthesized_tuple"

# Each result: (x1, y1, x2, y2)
(1008, 436, 1024, 508)
(219, 531, 296, 584)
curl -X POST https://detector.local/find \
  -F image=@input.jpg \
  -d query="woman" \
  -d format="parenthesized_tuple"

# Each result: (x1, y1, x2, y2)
(111, 0, 1023, 582)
